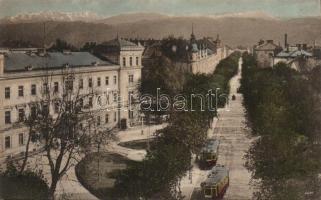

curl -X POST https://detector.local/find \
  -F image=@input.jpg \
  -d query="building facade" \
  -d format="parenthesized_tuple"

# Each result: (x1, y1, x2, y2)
(0, 38, 144, 159)
(253, 39, 282, 68)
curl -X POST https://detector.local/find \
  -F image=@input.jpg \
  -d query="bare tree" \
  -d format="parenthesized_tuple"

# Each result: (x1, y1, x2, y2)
(21, 66, 113, 199)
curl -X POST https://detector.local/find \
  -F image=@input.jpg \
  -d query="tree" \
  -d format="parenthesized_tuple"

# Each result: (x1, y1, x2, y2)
(21, 68, 112, 199)
(242, 53, 321, 200)
(49, 38, 78, 52)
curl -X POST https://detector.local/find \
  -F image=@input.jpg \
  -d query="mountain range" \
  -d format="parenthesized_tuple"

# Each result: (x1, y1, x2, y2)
(0, 12, 321, 48)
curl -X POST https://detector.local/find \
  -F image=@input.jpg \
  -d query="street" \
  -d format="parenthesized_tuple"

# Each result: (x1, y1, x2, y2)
(187, 58, 253, 200)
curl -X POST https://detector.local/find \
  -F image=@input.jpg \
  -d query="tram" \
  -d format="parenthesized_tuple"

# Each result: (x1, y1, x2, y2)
(200, 165, 229, 199)
(199, 139, 219, 169)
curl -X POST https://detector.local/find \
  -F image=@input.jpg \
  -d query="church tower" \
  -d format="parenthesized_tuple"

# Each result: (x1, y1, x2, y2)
(190, 23, 196, 43)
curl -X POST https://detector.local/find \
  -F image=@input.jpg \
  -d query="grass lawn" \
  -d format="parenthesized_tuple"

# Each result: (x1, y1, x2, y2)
(75, 152, 134, 199)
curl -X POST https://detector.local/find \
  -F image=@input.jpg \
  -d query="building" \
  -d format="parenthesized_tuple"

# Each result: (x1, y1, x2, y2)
(253, 39, 282, 68)
(273, 45, 314, 71)
(177, 32, 231, 74)
(142, 28, 231, 75)
(0, 38, 144, 159)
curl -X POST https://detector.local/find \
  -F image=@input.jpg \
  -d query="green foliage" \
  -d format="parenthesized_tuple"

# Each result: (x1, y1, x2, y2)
(0, 162, 49, 200)
(241, 53, 321, 200)
(80, 42, 96, 52)
(160, 36, 190, 62)
(115, 140, 190, 199)
(49, 38, 78, 52)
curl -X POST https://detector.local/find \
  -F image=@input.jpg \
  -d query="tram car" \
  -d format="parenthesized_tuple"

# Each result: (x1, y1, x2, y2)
(199, 139, 219, 169)
(200, 165, 229, 199)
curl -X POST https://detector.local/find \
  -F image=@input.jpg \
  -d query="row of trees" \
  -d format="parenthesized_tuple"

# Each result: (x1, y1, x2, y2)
(112, 51, 240, 199)
(241, 53, 321, 200)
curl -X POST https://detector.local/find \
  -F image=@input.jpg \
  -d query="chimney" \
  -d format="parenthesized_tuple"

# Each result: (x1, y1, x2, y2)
(284, 33, 288, 48)
(0, 54, 4, 75)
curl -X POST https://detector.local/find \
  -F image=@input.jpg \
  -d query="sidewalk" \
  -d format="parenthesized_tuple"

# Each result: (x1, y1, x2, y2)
(105, 123, 166, 161)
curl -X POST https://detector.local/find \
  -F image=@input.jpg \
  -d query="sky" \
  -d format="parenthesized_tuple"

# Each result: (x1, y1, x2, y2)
(0, 0, 320, 18)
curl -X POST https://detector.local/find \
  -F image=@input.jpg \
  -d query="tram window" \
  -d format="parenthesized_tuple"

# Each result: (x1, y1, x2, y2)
(204, 188, 212, 196)
(213, 188, 217, 196)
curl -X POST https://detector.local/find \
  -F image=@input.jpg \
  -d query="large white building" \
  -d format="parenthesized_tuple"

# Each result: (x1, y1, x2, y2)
(0, 38, 144, 159)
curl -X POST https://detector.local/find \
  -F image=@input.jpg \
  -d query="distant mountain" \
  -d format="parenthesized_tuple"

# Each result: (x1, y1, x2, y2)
(0, 11, 102, 24)
(0, 12, 321, 48)
(97, 13, 170, 25)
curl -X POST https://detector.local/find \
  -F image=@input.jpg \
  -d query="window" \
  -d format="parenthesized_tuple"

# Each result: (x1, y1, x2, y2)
(18, 86, 24, 97)
(129, 111, 134, 119)
(122, 57, 126, 66)
(128, 75, 134, 83)
(30, 106, 36, 118)
(88, 78, 92, 88)
(5, 87, 10, 99)
(31, 84, 36, 95)
(136, 57, 139, 66)
(5, 136, 11, 149)
(113, 76, 117, 85)
(79, 79, 83, 89)
(54, 82, 59, 93)
(43, 104, 49, 115)
(5, 111, 11, 124)
(18, 108, 25, 122)
(19, 133, 24, 146)
(204, 188, 212, 196)
(97, 77, 101, 87)
(105, 76, 109, 85)
(65, 80, 73, 91)
(105, 113, 109, 123)
(114, 112, 117, 122)
(129, 57, 133, 66)
(113, 93, 118, 102)
(89, 97, 93, 108)
(128, 91, 134, 104)
(97, 116, 101, 126)
(43, 83, 48, 94)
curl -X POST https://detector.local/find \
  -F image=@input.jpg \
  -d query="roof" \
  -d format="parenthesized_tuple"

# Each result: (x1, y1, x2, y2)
(101, 37, 140, 48)
(4, 52, 111, 72)
(201, 165, 229, 187)
(201, 139, 219, 154)
(255, 42, 281, 51)
(276, 49, 313, 58)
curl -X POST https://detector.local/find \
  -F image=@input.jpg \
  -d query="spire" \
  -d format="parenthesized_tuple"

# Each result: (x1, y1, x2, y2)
(190, 23, 196, 42)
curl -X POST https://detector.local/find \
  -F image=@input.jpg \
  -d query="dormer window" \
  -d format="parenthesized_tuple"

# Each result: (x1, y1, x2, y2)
(25, 65, 33, 71)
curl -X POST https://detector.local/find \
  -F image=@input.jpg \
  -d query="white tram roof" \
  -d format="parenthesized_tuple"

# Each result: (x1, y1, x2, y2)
(201, 139, 219, 153)
(201, 165, 229, 187)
